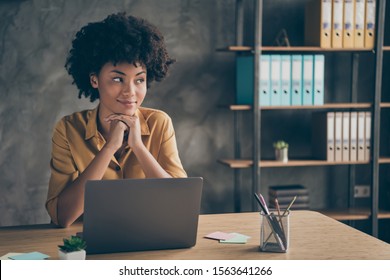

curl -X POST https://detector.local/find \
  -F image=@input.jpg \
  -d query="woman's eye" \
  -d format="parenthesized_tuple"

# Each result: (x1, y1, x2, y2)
(113, 77, 123, 83)
(136, 78, 145, 84)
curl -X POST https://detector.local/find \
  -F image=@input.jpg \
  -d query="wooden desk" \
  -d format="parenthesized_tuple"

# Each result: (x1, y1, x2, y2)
(1, 211, 389, 259)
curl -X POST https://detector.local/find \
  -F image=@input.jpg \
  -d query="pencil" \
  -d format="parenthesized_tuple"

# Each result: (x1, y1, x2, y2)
(274, 198, 285, 234)
(282, 195, 297, 216)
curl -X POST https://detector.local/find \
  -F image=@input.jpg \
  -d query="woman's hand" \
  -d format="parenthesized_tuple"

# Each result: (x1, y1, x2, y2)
(104, 114, 143, 149)
(104, 113, 171, 179)
(103, 116, 128, 151)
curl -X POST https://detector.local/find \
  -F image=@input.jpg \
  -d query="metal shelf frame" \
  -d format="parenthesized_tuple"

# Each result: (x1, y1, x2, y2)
(370, 0, 387, 237)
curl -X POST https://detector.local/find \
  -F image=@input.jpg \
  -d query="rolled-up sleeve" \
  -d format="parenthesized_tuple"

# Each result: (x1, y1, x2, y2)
(157, 116, 187, 178)
(45, 118, 79, 225)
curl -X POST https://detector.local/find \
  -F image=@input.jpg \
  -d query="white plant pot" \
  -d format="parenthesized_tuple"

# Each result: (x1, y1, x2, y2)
(275, 148, 288, 162)
(58, 249, 86, 260)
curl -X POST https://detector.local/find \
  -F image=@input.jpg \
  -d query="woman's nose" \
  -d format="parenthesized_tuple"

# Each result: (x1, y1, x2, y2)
(122, 82, 135, 96)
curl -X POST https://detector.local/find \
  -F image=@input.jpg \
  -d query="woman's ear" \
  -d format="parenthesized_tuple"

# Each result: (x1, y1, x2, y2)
(90, 74, 98, 88)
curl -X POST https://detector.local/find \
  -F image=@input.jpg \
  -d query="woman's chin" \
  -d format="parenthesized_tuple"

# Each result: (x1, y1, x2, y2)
(115, 107, 137, 116)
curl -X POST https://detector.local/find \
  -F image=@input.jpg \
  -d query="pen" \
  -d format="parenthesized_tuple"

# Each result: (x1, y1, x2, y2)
(254, 193, 268, 214)
(258, 193, 270, 215)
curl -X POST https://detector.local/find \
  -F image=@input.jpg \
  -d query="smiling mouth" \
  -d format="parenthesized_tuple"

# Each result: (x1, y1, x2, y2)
(117, 99, 137, 105)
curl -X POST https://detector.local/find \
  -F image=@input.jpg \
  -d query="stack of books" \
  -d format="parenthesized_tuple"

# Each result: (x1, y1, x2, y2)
(268, 185, 310, 210)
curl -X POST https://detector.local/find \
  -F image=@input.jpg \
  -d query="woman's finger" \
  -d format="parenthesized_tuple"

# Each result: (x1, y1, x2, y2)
(105, 114, 138, 128)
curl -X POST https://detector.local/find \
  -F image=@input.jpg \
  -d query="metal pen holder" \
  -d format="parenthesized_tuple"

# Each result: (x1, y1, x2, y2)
(259, 210, 290, 253)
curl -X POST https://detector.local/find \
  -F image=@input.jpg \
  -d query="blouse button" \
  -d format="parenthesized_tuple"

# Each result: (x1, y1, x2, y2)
(115, 166, 121, 171)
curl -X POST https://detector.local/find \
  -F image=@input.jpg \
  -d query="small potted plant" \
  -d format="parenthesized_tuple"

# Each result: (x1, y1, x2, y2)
(273, 140, 289, 163)
(58, 235, 87, 260)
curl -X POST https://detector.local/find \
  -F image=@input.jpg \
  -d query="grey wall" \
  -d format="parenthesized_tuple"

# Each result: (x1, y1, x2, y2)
(0, 0, 238, 226)
(0, 0, 377, 227)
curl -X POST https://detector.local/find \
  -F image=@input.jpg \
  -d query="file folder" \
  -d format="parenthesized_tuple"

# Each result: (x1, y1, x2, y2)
(302, 55, 314, 105)
(357, 111, 365, 161)
(260, 55, 271, 107)
(342, 112, 350, 161)
(343, 0, 355, 48)
(332, 0, 344, 48)
(236, 55, 253, 105)
(313, 55, 325, 105)
(305, 0, 332, 48)
(291, 55, 303, 106)
(350, 112, 358, 161)
(354, 0, 365, 48)
(270, 55, 281, 106)
(334, 112, 343, 161)
(365, 111, 371, 161)
(327, 112, 336, 161)
(280, 55, 291, 106)
(312, 112, 335, 161)
(364, 0, 376, 49)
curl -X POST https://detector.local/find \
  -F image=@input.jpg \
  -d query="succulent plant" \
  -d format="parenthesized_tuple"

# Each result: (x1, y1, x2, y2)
(273, 140, 289, 150)
(58, 235, 87, 252)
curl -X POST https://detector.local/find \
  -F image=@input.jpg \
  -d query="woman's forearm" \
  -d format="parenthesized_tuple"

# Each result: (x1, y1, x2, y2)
(56, 145, 116, 227)
(132, 144, 172, 178)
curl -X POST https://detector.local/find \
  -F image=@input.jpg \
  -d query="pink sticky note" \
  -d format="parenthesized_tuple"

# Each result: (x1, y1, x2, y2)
(205, 231, 236, 240)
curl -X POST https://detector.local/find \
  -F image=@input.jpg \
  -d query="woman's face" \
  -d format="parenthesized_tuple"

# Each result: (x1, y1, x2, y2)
(91, 62, 147, 117)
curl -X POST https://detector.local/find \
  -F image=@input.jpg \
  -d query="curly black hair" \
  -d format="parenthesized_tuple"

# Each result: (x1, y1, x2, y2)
(65, 12, 175, 102)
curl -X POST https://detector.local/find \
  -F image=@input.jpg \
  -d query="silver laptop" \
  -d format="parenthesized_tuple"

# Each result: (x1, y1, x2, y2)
(82, 177, 203, 254)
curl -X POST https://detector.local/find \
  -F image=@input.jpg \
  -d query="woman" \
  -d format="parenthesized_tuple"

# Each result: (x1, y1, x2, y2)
(46, 13, 187, 228)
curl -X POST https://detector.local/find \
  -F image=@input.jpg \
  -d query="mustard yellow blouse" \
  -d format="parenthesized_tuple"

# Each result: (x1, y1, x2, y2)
(46, 106, 187, 224)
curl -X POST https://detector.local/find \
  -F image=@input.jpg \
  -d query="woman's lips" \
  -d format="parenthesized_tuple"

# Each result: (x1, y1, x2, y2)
(117, 99, 137, 106)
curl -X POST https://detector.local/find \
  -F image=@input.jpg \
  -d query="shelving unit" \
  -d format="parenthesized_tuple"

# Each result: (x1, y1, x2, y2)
(217, 46, 375, 52)
(229, 103, 372, 110)
(218, 159, 370, 168)
(218, 0, 389, 239)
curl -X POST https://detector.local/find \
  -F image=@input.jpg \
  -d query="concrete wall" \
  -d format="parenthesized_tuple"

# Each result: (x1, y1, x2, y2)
(0, 0, 377, 227)
(0, 0, 239, 226)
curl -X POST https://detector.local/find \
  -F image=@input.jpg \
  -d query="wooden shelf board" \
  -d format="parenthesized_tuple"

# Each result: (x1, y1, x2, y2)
(217, 46, 374, 52)
(228, 103, 372, 111)
(216, 46, 252, 52)
(218, 159, 253, 168)
(380, 102, 390, 108)
(218, 159, 370, 168)
(379, 211, 390, 219)
(229, 105, 251, 111)
(379, 157, 390, 164)
(320, 209, 390, 221)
